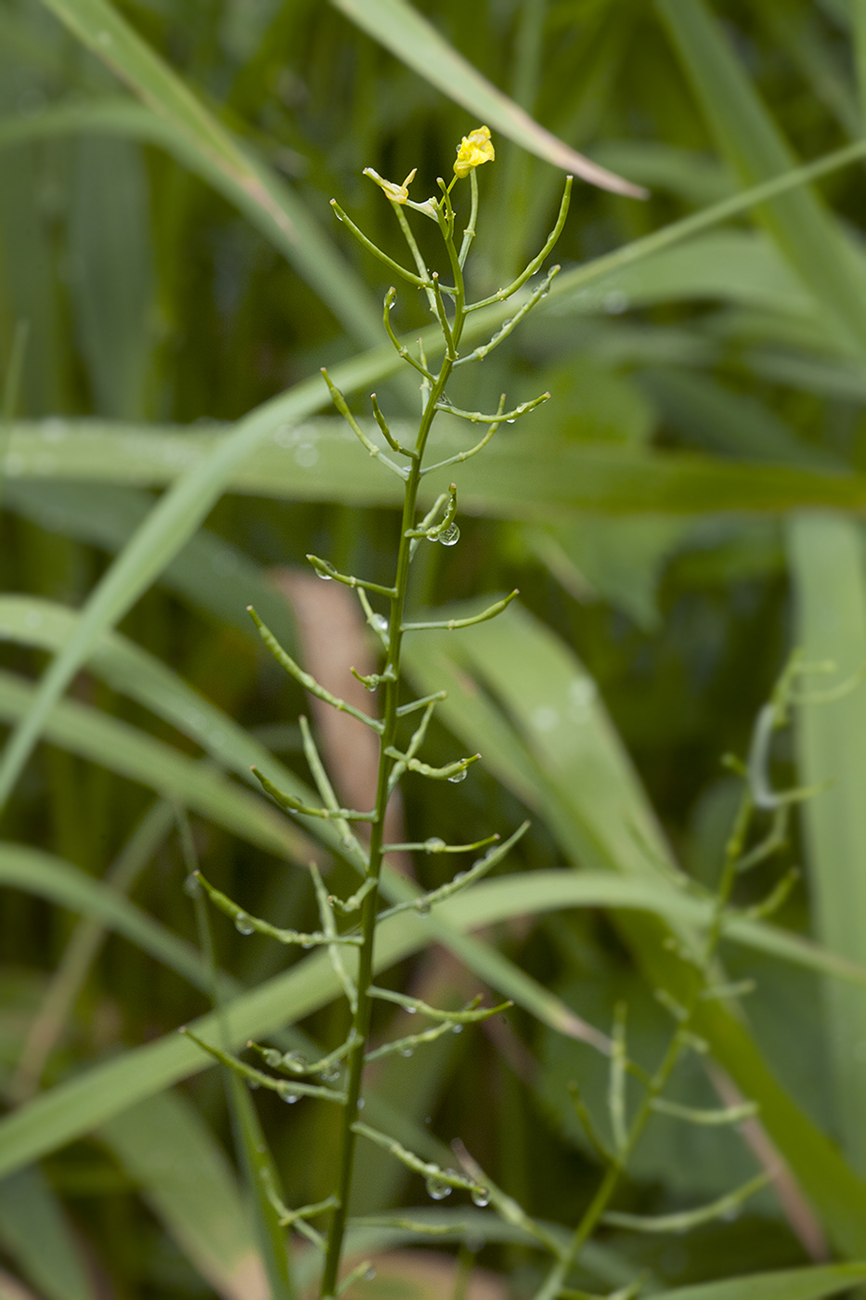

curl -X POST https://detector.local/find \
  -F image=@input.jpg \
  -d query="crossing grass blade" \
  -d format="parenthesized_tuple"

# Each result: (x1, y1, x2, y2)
(0, 841, 219, 992)
(0, 670, 306, 863)
(8, 420, 866, 516)
(3, 482, 298, 647)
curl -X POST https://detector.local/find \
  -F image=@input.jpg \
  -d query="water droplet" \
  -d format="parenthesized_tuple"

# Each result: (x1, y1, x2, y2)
(248, 1079, 260, 1090)
(363, 680, 378, 693)
(334, 211, 344, 222)
(364, 1268, 376, 1282)
(447, 768, 467, 784)
(316, 569, 333, 580)
(406, 1005, 417, 1014)
(294, 442, 319, 468)
(471, 1187, 491, 1208)
(400, 1047, 414, 1058)
(41, 418, 66, 443)
(321, 1068, 341, 1083)
(183, 873, 202, 898)
(279, 1085, 299, 1104)
(531, 705, 559, 733)
(568, 676, 597, 720)
(273, 424, 295, 448)
(234, 913, 256, 935)
(506, 418, 516, 424)
(424, 837, 446, 853)
(300, 937, 313, 949)
(357, 1097, 365, 1110)
(372, 614, 389, 633)
(425, 1174, 453, 1201)
(415, 899, 431, 915)
(451, 1023, 464, 1034)
(438, 523, 460, 547)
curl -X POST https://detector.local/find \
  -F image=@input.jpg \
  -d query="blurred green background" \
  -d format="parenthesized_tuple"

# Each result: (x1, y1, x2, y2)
(4, 1, 866, 1297)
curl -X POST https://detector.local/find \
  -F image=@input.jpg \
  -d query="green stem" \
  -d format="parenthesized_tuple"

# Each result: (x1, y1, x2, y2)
(319, 229, 467, 1300)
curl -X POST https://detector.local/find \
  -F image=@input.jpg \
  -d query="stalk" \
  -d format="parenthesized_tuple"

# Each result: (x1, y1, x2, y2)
(319, 249, 467, 1298)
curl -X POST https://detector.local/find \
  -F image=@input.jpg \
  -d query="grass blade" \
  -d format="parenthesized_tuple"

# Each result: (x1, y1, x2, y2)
(9, 420, 866, 516)
(0, 1167, 96, 1300)
(34, 2, 381, 346)
(658, 0, 866, 359)
(330, 0, 644, 197)
(787, 513, 866, 1176)
(99, 1090, 270, 1300)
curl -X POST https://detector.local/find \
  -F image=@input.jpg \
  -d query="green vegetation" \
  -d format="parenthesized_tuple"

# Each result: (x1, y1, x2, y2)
(4, 1, 866, 1297)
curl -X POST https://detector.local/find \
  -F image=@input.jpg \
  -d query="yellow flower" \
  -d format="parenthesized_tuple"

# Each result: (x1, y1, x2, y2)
(453, 125, 495, 179)
(363, 166, 417, 204)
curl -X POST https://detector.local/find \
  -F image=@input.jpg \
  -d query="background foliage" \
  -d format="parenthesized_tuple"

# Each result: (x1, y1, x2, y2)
(4, 0, 866, 1296)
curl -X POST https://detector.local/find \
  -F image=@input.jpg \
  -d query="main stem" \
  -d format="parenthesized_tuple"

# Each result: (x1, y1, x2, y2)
(319, 290, 465, 1299)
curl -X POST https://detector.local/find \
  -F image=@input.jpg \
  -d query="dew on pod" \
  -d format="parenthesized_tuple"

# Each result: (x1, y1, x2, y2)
(451, 1024, 463, 1034)
(447, 768, 467, 784)
(364, 1268, 376, 1282)
(280, 1086, 299, 1104)
(425, 1174, 452, 1201)
(316, 569, 333, 580)
(424, 837, 446, 853)
(234, 914, 255, 935)
(400, 1047, 414, 1058)
(183, 873, 202, 899)
(471, 1187, 491, 1208)
(372, 614, 389, 633)
(438, 523, 460, 547)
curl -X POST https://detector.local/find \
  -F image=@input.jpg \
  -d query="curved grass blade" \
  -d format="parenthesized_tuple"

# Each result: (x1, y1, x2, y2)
(330, 0, 644, 197)
(0, 671, 305, 863)
(0, 841, 216, 991)
(29, 9, 380, 346)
